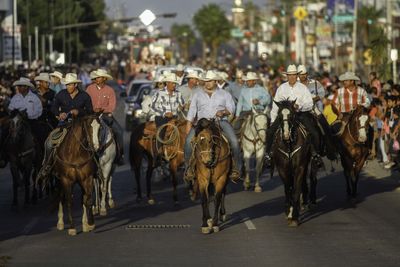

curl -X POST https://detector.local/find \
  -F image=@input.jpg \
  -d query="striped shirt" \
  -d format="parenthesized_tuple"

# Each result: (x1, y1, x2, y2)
(150, 88, 184, 117)
(332, 86, 370, 113)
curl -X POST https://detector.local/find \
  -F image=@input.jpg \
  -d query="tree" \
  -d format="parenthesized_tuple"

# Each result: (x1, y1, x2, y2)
(170, 23, 195, 63)
(193, 4, 232, 61)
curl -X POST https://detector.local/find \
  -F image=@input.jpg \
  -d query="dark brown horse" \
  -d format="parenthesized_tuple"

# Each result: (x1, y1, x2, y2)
(1, 110, 42, 206)
(337, 105, 372, 200)
(47, 115, 101, 236)
(193, 118, 230, 234)
(272, 100, 311, 227)
(129, 119, 187, 204)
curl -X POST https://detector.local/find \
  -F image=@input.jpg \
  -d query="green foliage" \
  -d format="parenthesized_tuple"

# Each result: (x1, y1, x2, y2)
(17, 0, 106, 63)
(193, 4, 232, 60)
(171, 23, 196, 62)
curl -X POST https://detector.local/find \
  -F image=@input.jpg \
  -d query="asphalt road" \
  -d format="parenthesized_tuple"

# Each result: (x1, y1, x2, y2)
(0, 91, 400, 267)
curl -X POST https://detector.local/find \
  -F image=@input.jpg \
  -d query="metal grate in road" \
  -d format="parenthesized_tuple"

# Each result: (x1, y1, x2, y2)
(126, 224, 191, 230)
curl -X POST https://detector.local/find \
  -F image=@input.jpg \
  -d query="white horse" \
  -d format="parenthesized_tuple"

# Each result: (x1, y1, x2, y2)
(240, 108, 269, 192)
(93, 122, 117, 216)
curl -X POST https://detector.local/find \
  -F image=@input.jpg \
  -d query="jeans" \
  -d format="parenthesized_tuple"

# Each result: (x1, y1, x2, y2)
(103, 115, 124, 155)
(184, 120, 242, 171)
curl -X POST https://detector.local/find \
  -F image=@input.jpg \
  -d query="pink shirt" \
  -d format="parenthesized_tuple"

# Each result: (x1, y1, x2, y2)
(86, 83, 116, 113)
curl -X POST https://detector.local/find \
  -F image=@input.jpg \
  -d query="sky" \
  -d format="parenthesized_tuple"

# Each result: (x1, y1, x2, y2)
(105, 0, 268, 32)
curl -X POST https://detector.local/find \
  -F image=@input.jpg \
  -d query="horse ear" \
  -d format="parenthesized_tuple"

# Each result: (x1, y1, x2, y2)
(273, 100, 280, 108)
(291, 99, 297, 107)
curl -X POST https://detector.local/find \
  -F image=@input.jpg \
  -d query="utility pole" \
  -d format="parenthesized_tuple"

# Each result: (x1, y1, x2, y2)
(351, 0, 358, 72)
(387, 0, 392, 61)
(334, 1, 339, 74)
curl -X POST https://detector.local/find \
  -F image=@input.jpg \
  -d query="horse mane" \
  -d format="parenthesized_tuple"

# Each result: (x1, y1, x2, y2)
(195, 118, 220, 137)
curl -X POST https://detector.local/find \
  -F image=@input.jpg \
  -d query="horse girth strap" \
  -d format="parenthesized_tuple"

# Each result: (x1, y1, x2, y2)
(55, 152, 94, 169)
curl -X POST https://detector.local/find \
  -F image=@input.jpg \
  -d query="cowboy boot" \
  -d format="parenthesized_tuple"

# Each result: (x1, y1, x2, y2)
(229, 162, 242, 183)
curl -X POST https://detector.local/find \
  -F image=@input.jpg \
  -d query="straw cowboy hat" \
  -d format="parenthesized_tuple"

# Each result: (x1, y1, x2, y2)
(50, 71, 63, 80)
(176, 64, 185, 72)
(34, 72, 51, 83)
(153, 74, 165, 83)
(283, 64, 300, 75)
(92, 69, 113, 80)
(217, 71, 229, 82)
(242, 72, 259, 81)
(186, 71, 200, 80)
(62, 73, 82, 85)
(297, 65, 308, 75)
(339, 71, 360, 81)
(200, 70, 220, 82)
(13, 77, 35, 88)
(235, 70, 244, 79)
(163, 72, 179, 84)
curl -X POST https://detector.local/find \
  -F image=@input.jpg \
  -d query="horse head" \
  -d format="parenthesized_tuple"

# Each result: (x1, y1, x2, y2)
(275, 99, 297, 142)
(9, 109, 29, 142)
(82, 115, 102, 152)
(350, 105, 370, 143)
(195, 118, 219, 168)
(251, 108, 268, 140)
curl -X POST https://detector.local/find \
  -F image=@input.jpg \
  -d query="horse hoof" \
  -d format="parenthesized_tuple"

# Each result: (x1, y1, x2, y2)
(220, 214, 228, 222)
(287, 219, 299, 227)
(100, 209, 107, 216)
(82, 224, 95, 232)
(57, 223, 64, 231)
(108, 200, 115, 209)
(212, 226, 220, 233)
(68, 229, 77, 236)
(207, 219, 213, 228)
(254, 186, 262, 193)
(148, 199, 156, 205)
(201, 227, 212, 234)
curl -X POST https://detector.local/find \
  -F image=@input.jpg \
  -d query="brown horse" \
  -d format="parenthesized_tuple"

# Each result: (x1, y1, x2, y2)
(193, 118, 230, 234)
(337, 105, 372, 200)
(47, 115, 101, 236)
(129, 119, 187, 204)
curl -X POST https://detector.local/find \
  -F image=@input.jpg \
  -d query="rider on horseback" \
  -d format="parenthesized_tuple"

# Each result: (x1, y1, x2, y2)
(36, 73, 93, 181)
(86, 69, 124, 165)
(184, 70, 242, 182)
(234, 72, 271, 132)
(264, 65, 323, 166)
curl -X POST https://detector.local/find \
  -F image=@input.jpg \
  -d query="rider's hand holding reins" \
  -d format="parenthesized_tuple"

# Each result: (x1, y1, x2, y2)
(252, 99, 260, 105)
(216, 108, 230, 118)
(164, 112, 174, 119)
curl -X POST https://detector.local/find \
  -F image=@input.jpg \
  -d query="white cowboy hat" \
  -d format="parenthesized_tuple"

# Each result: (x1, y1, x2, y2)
(34, 72, 51, 83)
(62, 73, 82, 85)
(236, 70, 244, 79)
(50, 71, 63, 80)
(92, 69, 113, 80)
(242, 72, 259, 81)
(186, 71, 200, 80)
(200, 70, 219, 82)
(297, 65, 307, 75)
(13, 77, 35, 88)
(176, 64, 185, 72)
(217, 71, 229, 82)
(339, 71, 360, 81)
(153, 74, 165, 83)
(163, 72, 179, 84)
(283, 64, 299, 75)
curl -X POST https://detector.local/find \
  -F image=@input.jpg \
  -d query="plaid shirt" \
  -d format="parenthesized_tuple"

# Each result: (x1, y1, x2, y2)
(332, 86, 370, 113)
(150, 88, 184, 117)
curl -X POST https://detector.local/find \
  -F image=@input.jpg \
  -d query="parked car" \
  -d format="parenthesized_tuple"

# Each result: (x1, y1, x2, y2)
(124, 81, 157, 130)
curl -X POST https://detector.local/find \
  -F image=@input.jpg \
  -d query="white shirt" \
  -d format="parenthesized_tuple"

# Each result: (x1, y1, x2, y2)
(8, 90, 42, 119)
(270, 81, 314, 122)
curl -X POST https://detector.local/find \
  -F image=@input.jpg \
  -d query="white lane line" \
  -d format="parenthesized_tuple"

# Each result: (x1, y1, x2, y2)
(22, 217, 39, 235)
(242, 216, 256, 230)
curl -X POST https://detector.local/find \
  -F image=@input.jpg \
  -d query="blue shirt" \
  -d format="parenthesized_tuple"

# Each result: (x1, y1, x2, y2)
(226, 82, 243, 103)
(51, 89, 93, 117)
(8, 90, 43, 119)
(187, 88, 235, 122)
(235, 85, 271, 116)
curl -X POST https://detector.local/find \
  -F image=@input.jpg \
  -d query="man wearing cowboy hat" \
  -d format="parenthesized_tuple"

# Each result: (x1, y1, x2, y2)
(297, 65, 325, 112)
(50, 71, 64, 94)
(151, 73, 185, 143)
(265, 64, 323, 166)
(37, 73, 94, 182)
(184, 70, 241, 182)
(175, 64, 185, 86)
(332, 71, 370, 120)
(234, 71, 271, 131)
(86, 69, 124, 165)
(178, 71, 200, 115)
(226, 69, 245, 104)
(35, 73, 58, 127)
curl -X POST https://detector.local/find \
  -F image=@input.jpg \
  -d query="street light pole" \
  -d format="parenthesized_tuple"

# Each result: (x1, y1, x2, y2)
(351, 0, 358, 72)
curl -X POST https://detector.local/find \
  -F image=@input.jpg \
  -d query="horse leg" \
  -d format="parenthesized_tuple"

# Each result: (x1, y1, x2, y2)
(23, 167, 32, 206)
(57, 201, 64, 230)
(301, 173, 309, 210)
(200, 183, 212, 234)
(63, 181, 76, 236)
(243, 152, 251, 191)
(219, 187, 227, 222)
(99, 177, 108, 216)
(108, 175, 115, 208)
(132, 154, 143, 203)
(92, 179, 100, 215)
(82, 178, 95, 233)
(289, 168, 306, 227)
(255, 149, 264, 192)
(146, 157, 155, 205)
(169, 160, 179, 205)
(309, 167, 318, 205)
(213, 178, 227, 232)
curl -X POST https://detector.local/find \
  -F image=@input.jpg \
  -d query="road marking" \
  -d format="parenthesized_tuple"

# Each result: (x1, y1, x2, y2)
(22, 217, 39, 235)
(242, 216, 256, 230)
